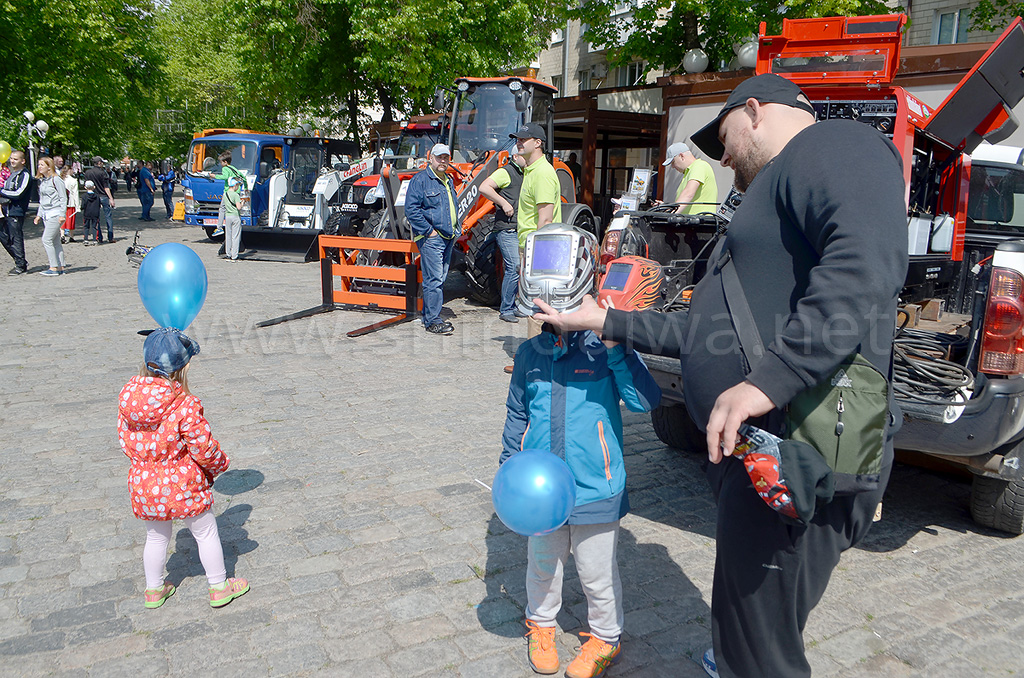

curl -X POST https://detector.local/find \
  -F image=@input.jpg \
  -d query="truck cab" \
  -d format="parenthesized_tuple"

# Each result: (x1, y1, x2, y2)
(182, 131, 288, 238)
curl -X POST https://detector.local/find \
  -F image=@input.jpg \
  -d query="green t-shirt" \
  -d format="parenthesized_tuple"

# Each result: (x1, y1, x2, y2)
(675, 158, 718, 215)
(491, 168, 511, 190)
(210, 164, 245, 190)
(518, 157, 562, 248)
(223, 186, 240, 216)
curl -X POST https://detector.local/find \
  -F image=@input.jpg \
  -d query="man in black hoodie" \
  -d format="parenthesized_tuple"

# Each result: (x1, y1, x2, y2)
(535, 74, 909, 678)
(0, 149, 32, 274)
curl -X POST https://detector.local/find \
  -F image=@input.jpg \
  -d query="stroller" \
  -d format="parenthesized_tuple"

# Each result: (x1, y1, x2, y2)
(125, 230, 151, 268)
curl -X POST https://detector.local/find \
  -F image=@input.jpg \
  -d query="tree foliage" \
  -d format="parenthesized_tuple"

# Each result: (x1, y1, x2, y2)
(971, 0, 1023, 32)
(573, 0, 892, 76)
(0, 0, 161, 157)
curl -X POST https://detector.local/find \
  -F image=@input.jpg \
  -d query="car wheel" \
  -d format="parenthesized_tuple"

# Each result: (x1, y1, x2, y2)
(651, 404, 706, 454)
(970, 475, 1024, 535)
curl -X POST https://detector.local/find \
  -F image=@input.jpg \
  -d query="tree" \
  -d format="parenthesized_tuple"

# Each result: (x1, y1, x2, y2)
(573, 0, 892, 78)
(0, 0, 162, 157)
(971, 1, 1023, 33)
(231, 0, 570, 146)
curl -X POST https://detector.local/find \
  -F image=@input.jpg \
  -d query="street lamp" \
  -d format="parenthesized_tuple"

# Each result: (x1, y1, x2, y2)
(23, 110, 48, 170)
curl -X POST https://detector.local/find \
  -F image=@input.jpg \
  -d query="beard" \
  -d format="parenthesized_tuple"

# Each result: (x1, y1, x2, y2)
(729, 132, 773, 192)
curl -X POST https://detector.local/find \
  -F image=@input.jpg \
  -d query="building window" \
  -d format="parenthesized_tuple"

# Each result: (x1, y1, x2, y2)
(551, 75, 563, 96)
(578, 69, 591, 92)
(551, 28, 564, 44)
(618, 61, 645, 87)
(935, 8, 969, 44)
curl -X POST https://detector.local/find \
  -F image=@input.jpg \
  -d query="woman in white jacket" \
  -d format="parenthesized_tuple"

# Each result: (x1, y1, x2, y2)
(34, 157, 68, 276)
(60, 165, 79, 243)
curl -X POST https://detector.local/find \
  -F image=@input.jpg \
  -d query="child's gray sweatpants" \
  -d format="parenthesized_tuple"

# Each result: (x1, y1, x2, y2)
(525, 521, 623, 642)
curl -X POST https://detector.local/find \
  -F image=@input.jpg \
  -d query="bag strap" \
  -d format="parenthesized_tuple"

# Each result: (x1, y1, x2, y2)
(715, 246, 765, 373)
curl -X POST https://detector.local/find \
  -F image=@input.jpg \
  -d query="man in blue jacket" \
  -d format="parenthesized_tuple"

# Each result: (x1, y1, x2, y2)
(405, 143, 462, 335)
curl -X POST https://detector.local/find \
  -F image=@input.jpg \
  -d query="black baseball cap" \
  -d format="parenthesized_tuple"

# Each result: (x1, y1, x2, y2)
(690, 74, 816, 160)
(510, 123, 547, 144)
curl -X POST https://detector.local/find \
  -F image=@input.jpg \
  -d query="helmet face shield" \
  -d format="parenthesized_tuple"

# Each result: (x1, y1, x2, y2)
(517, 223, 599, 315)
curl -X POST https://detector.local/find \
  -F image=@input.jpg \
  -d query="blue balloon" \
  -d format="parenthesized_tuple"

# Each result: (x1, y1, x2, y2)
(492, 449, 576, 536)
(137, 243, 208, 330)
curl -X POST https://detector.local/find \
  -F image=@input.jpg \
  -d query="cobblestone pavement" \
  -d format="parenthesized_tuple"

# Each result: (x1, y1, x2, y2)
(1, 196, 1023, 677)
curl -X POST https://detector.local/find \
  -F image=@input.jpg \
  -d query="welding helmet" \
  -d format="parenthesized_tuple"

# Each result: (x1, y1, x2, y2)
(597, 256, 665, 311)
(517, 223, 599, 315)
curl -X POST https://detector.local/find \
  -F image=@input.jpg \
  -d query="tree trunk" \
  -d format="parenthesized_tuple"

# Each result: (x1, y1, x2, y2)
(376, 85, 394, 125)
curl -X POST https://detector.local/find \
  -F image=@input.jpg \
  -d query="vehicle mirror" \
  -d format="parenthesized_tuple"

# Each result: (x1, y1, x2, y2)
(259, 161, 269, 179)
(432, 87, 447, 112)
(514, 89, 533, 113)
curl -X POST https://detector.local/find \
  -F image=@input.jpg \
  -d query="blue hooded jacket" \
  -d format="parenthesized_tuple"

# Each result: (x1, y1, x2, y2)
(501, 330, 661, 524)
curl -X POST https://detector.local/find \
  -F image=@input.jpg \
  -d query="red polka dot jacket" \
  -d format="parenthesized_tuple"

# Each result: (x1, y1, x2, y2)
(117, 376, 229, 520)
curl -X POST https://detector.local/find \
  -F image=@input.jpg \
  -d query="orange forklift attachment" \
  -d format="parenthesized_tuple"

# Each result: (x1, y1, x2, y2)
(256, 235, 423, 337)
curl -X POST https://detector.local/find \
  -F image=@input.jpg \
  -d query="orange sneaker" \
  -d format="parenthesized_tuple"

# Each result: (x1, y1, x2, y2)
(565, 633, 621, 678)
(524, 619, 559, 674)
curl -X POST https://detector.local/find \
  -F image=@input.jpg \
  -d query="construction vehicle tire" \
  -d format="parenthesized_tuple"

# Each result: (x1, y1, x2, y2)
(464, 218, 502, 307)
(357, 210, 401, 266)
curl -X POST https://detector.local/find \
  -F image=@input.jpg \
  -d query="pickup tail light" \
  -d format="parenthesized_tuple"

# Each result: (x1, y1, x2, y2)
(979, 242, 1024, 375)
(600, 229, 621, 268)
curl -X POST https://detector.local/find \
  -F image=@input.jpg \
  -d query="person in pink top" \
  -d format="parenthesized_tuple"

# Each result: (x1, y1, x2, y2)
(117, 328, 250, 609)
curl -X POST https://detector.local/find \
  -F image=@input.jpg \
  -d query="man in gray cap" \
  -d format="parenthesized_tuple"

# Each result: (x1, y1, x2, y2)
(405, 143, 462, 335)
(533, 73, 908, 678)
(660, 141, 717, 214)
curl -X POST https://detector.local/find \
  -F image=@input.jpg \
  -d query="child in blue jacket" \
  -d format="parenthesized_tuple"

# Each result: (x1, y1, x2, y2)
(501, 323, 661, 677)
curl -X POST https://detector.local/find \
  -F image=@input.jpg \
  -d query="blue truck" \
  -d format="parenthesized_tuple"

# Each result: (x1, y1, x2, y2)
(181, 129, 289, 238)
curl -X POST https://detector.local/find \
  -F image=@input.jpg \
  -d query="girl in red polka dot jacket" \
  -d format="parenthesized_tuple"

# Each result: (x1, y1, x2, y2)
(117, 328, 249, 609)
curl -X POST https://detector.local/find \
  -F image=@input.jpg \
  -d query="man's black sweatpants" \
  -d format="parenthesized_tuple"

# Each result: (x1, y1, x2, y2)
(705, 443, 892, 678)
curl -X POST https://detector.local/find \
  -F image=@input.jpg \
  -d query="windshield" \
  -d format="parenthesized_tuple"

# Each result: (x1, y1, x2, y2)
(450, 84, 521, 163)
(288, 145, 322, 197)
(188, 140, 258, 176)
(968, 163, 1024, 234)
(385, 132, 437, 170)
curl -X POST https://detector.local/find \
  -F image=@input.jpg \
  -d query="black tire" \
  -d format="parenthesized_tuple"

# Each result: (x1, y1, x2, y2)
(323, 210, 344, 236)
(356, 210, 405, 267)
(464, 218, 503, 306)
(203, 225, 224, 242)
(970, 475, 1024, 535)
(651, 404, 707, 454)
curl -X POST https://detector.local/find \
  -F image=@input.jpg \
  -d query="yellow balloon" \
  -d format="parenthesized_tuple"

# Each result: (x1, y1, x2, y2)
(0, 141, 10, 164)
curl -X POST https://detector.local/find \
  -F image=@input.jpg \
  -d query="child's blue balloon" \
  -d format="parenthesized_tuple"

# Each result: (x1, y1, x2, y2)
(492, 449, 576, 536)
(137, 243, 208, 330)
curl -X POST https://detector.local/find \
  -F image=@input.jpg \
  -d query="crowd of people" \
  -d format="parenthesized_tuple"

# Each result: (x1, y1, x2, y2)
(1, 152, 179, 275)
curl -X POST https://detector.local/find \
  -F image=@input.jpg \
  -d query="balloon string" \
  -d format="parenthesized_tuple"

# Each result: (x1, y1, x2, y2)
(474, 478, 492, 492)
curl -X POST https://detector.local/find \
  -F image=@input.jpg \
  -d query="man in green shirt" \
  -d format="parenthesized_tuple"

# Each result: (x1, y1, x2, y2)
(510, 123, 562, 337)
(510, 123, 562, 248)
(662, 141, 718, 215)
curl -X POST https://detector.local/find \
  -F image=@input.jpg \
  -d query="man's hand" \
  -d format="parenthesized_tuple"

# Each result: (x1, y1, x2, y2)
(33, 216, 40, 225)
(533, 295, 607, 334)
(705, 381, 775, 464)
(501, 201, 513, 217)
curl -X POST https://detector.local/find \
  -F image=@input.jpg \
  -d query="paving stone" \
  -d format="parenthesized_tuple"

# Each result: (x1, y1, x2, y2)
(2, 210, 1023, 676)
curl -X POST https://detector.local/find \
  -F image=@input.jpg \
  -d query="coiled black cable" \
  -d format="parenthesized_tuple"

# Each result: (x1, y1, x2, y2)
(892, 326, 974, 405)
